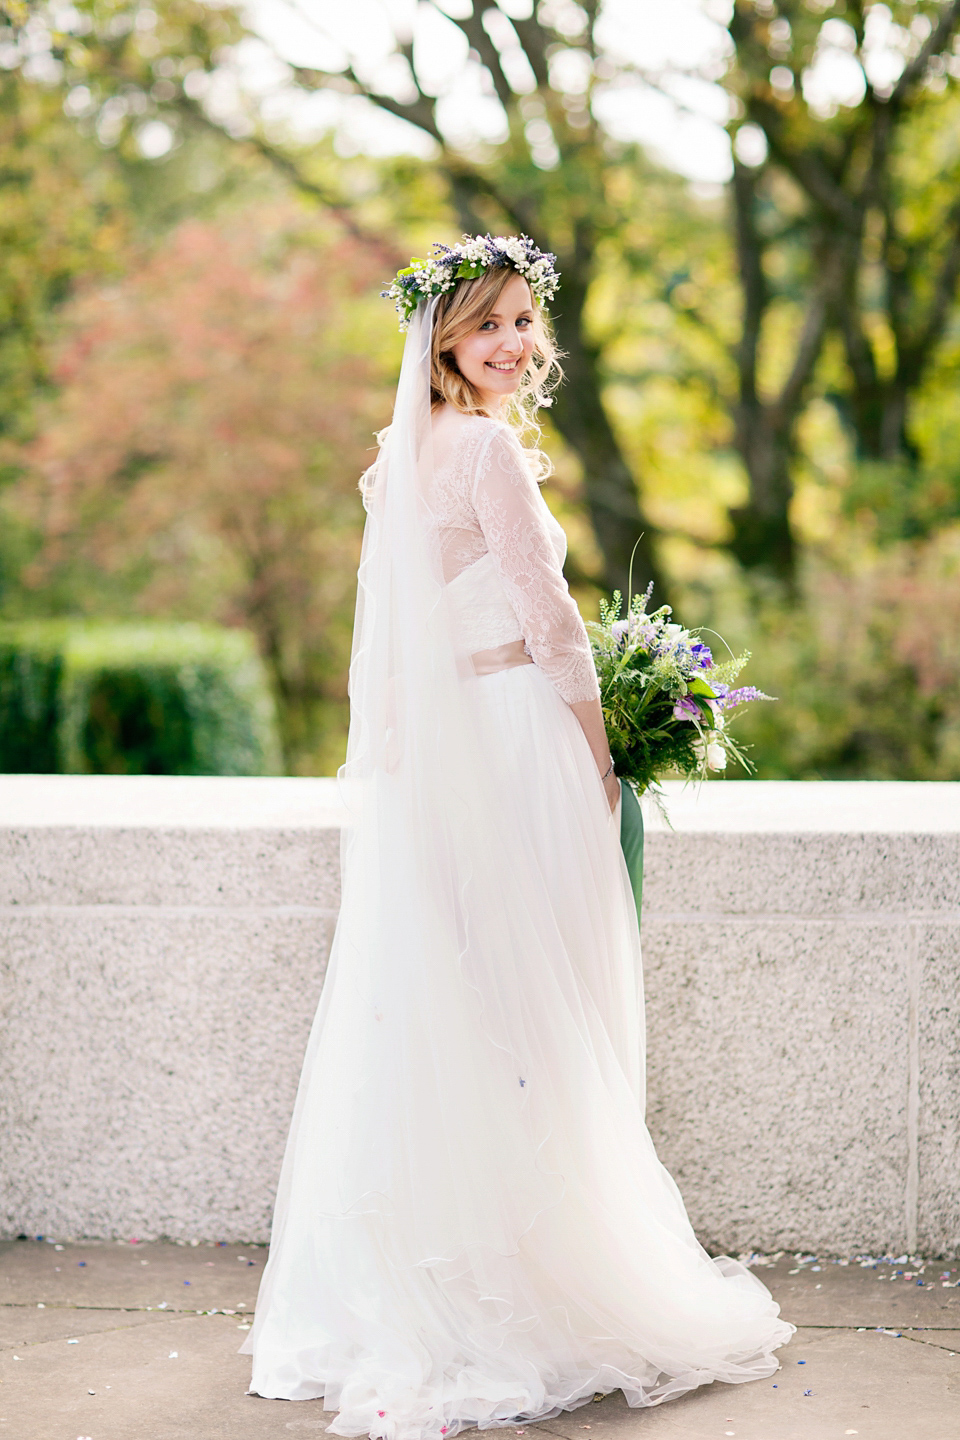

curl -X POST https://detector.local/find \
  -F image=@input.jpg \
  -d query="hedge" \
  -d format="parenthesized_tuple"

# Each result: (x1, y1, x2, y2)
(0, 621, 282, 775)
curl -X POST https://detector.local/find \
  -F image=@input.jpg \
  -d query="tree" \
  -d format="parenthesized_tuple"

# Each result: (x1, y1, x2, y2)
(235, 0, 667, 601)
(721, 0, 960, 569)
(0, 70, 124, 448)
(0, 0, 250, 440)
(13, 208, 395, 771)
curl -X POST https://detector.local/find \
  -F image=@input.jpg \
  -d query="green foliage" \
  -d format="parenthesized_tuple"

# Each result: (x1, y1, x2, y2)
(683, 529, 960, 781)
(0, 70, 126, 445)
(0, 0, 256, 446)
(0, 620, 281, 775)
(0, 632, 61, 771)
(0, 2, 958, 781)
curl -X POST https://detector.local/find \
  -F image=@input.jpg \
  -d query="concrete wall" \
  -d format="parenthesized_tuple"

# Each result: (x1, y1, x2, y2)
(1, 776, 957, 1256)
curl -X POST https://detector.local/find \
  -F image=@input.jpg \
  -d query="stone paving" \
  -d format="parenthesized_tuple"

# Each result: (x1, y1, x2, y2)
(0, 1240, 958, 1440)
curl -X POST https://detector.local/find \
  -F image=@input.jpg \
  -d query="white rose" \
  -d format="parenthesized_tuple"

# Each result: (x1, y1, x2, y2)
(706, 742, 727, 771)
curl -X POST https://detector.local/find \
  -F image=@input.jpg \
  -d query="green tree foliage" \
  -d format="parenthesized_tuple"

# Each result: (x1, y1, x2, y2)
(0, 1, 247, 437)
(0, 68, 124, 447)
(718, 0, 960, 571)
(3, 0, 960, 779)
(709, 530, 960, 778)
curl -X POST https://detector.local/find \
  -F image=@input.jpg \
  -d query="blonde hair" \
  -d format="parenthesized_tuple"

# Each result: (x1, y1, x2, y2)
(430, 267, 562, 470)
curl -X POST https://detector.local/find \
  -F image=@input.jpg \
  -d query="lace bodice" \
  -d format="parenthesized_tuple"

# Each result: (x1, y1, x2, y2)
(430, 411, 600, 705)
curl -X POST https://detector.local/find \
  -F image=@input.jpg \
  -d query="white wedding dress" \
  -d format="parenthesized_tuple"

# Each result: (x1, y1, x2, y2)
(242, 316, 792, 1439)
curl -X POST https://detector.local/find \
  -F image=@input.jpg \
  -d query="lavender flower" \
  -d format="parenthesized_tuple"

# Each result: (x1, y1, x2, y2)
(719, 686, 773, 709)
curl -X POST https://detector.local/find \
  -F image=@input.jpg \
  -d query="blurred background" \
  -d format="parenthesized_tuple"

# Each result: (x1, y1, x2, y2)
(1, 0, 959, 780)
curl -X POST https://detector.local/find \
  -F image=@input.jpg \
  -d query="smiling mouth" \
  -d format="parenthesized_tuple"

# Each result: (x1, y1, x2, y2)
(486, 359, 521, 372)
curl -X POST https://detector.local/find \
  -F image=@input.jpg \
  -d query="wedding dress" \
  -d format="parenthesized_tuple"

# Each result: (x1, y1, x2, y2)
(241, 301, 792, 1438)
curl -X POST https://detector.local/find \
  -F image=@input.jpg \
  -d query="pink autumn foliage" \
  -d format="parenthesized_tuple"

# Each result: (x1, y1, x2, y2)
(19, 206, 394, 766)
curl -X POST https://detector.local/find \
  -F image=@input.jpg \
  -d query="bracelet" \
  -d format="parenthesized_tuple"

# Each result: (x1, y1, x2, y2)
(601, 759, 615, 781)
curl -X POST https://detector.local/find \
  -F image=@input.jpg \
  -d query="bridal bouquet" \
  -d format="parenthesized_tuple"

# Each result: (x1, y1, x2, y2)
(588, 586, 773, 798)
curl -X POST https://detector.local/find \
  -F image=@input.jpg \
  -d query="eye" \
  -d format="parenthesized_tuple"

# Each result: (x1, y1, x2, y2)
(516, 317, 532, 328)
(479, 320, 498, 331)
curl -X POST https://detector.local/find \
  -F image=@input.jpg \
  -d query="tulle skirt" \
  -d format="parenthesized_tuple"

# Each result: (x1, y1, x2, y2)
(241, 663, 792, 1437)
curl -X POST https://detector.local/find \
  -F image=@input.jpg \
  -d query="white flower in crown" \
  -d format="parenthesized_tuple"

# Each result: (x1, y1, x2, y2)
(381, 234, 560, 329)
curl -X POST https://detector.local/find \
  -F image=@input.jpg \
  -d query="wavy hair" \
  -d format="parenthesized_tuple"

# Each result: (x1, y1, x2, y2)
(430, 266, 562, 475)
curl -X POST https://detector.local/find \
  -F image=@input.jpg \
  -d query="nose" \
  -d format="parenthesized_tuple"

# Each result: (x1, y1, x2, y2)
(499, 330, 523, 356)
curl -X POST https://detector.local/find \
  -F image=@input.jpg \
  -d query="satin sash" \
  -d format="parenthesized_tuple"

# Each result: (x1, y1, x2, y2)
(471, 639, 534, 676)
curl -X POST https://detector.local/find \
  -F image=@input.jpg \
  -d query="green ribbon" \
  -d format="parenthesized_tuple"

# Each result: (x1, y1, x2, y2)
(619, 781, 644, 923)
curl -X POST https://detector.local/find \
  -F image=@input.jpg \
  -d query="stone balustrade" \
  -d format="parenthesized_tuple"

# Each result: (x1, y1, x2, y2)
(1, 776, 957, 1256)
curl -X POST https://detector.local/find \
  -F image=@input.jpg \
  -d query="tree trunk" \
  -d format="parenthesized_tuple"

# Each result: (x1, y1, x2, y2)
(839, 361, 920, 464)
(550, 275, 666, 606)
(729, 399, 796, 577)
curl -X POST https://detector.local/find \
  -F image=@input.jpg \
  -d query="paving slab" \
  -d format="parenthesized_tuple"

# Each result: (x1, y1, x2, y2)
(0, 1239, 264, 1312)
(744, 1253, 960, 1328)
(1, 1241, 958, 1440)
(540, 1329, 959, 1440)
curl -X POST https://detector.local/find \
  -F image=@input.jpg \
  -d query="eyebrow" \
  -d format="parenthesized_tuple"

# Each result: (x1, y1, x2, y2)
(486, 307, 534, 319)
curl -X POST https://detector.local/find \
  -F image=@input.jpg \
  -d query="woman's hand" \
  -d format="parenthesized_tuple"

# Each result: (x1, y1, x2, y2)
(567, 697, 620, 814)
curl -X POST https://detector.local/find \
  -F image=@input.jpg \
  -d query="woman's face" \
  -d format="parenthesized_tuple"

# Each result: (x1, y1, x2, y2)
(449, 272, 535, 409)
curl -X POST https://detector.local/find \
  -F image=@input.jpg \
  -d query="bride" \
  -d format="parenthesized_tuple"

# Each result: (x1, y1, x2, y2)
(241, 236, 792, 1438)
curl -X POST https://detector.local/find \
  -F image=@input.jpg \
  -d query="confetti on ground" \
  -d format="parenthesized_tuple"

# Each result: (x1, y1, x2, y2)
(169, 1351, 178, 1359)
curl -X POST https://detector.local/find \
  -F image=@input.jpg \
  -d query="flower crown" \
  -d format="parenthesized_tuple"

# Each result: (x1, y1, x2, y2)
(382, 234, 560, 330)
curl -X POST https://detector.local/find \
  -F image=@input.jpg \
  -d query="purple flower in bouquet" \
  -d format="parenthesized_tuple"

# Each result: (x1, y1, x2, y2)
(690, 642, 713, 669)
(673, 695, 701, 722)
(611, 619, 630, 648)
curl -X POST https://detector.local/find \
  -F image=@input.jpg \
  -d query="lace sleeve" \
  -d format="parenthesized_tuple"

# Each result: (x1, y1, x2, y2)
(472, 426, 600, 705)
